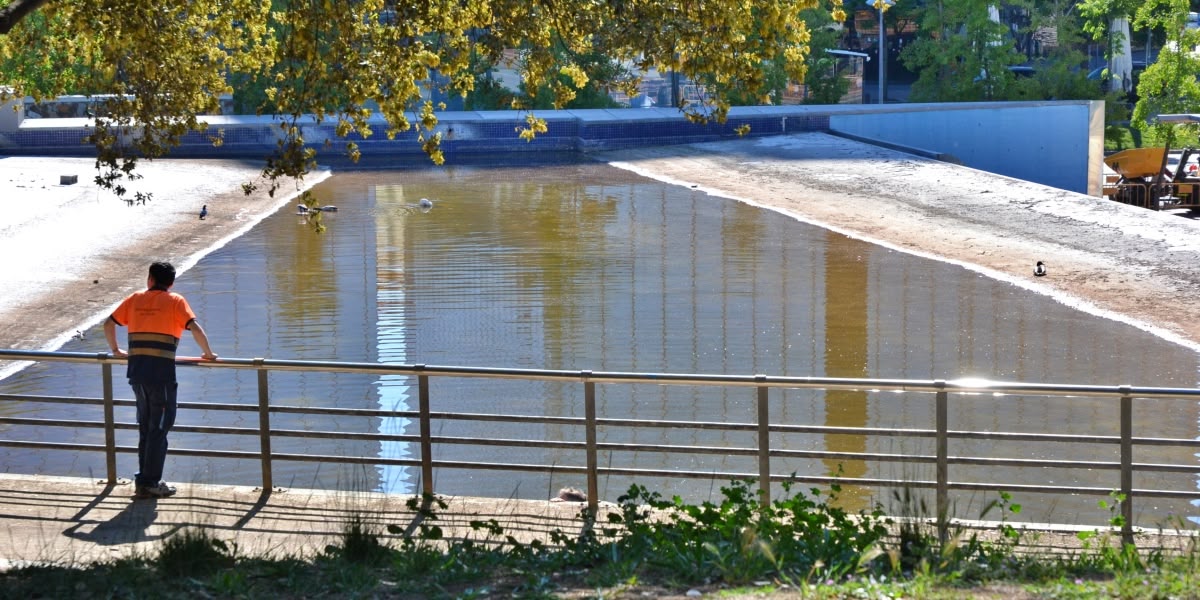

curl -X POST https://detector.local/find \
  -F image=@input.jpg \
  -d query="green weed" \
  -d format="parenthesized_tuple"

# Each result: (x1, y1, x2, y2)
(2, 479, 1198, 598)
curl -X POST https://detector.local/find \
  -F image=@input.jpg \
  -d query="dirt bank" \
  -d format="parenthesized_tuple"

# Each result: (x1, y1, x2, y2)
(601, 133, 1200, 353)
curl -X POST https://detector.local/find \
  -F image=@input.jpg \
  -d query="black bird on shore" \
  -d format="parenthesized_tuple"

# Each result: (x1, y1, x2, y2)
(1034, 261, 1047, 277)
(199, 205, 208, 220)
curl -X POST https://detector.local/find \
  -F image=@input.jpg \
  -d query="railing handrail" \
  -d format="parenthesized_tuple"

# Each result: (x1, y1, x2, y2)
(3, 348, 1200, 546)
(6, 348, 1200, 399)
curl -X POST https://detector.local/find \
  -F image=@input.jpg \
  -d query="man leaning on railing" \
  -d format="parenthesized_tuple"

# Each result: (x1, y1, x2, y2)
(103, 261, 218, 500)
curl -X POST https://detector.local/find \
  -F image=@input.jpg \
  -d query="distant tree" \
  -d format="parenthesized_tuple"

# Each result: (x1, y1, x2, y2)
(1125, 0, 1200, 149)
(800, 3, 853, 105)
(899, 0, 1101, 102)
(518, 48, 629, 110)
(463, 59, 518, 112)
(0, 0, 840, 205)
(710, 1, 846, 106)
(901, 0, 1024, 101)
(1079, 0, 1200, 149)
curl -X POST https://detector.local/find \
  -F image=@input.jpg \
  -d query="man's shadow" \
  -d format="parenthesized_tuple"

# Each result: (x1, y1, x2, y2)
(63, 493, 182, 546)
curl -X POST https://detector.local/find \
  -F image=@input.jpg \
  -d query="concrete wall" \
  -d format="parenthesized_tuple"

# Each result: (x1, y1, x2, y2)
(829, 100, 1103, 195)
(0, 101, 1103, 195)
(0, 95, 21, 132)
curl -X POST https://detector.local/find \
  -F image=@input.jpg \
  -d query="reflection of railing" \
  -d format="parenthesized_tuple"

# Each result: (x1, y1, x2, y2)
(2, 348, 1199, 544)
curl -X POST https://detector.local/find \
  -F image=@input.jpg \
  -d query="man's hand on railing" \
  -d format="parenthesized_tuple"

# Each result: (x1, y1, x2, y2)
(109, 348, 128, 359)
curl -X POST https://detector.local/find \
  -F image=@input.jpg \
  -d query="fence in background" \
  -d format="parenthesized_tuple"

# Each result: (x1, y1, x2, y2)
(2, 348, 1199, 545)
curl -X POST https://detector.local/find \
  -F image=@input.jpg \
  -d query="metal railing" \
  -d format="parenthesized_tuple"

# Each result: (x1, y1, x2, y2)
(1105, 180, 1200, 210)
(2, 348, 1200, 545)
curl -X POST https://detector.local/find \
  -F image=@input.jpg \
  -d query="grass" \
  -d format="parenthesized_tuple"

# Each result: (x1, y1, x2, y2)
(2, 480, 1197, 599)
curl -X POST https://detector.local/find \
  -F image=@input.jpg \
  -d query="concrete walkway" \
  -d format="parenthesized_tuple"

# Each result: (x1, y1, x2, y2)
(0, 474, 593, 569)
(3, 473, 1197, 571)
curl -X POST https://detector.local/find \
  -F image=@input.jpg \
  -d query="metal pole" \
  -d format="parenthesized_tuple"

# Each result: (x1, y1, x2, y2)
(1119, 387, 1134, 546)
(878, 4, 886, 104)
(101, 357, 116, 484)
(584, 375, 598, 514)
(936, 381, 948, 543)
(255, 359, 273, 491)
(756, 376, 770, 507)
(418, 369, 433, 497)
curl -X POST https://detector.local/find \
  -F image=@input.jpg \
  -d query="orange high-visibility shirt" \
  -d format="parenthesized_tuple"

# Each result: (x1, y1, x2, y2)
(110, 287, 197, 382)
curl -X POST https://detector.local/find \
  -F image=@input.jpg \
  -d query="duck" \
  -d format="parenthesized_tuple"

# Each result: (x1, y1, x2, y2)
(1034, 261, 1047, 277)
(199, 205, 207, 220)
(319, 205, 338, 212)
(297, 204, 310, 215)
(418, 198, 433, 209)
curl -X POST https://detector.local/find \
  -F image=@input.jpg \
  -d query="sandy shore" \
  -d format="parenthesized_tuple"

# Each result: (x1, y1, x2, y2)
(601, 133, 1200, 353)
(0, 156, 329, 374)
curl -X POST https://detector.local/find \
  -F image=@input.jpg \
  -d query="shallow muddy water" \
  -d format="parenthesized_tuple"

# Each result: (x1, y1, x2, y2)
(3, 161, 1198, 525)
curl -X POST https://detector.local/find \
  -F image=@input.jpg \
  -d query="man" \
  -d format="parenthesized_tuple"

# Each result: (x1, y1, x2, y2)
(104, 261, 218, 499)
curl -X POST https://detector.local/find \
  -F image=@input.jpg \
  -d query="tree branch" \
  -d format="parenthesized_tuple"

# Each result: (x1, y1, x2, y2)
(0, 0, 52, 35)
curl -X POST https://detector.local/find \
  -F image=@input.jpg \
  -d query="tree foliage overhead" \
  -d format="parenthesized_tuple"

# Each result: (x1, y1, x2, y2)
(0, 0, 838, 200)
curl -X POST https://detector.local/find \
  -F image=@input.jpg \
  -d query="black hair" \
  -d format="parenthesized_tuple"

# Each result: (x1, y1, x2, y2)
(149, 261, 176, 287)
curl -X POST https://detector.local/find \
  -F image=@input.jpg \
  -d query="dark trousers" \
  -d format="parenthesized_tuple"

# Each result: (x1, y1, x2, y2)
(131, 382, 178, 487)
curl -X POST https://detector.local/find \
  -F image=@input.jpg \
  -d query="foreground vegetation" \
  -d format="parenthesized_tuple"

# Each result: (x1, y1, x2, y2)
(3, 480, 1197, 599)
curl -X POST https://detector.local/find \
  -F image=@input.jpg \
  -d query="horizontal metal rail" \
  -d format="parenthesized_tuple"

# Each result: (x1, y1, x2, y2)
(3, 348, 1200, 545)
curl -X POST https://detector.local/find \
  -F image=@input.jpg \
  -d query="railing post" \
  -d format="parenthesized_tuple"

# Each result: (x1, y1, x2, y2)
(935, 380, 948, 544)
(583, 372, 598, 514)
(756, 375, 770, 507)
(255, 359, 273, 491)
(1120, 386, 1134, 546)
(417, 367, 433, 497)
(101, 357, 116, 485)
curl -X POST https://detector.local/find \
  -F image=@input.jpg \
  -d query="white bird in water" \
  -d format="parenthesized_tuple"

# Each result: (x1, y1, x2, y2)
(1034, 261, 1047, 277)
(419, 198, 433, 209)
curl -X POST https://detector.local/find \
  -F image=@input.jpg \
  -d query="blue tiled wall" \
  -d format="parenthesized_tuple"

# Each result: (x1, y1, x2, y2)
(0, 102, 1099, 194)
(0, 107, 831, 161)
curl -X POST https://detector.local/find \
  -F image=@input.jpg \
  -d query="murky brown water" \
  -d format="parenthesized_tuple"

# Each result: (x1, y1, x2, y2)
(2, 161, 1198, 525)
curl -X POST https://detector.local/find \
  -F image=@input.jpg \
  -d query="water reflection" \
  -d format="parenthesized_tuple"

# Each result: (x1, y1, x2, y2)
(822, 239, 870, 507)
(1, 161, 1197, 525)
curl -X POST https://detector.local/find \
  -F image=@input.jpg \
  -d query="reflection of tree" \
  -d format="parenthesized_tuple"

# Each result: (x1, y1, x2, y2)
(268, 184, 343, 329)
(822, 237, 870, 507)
(389, 167, 621, 368)
(721, 199, 766, 262)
